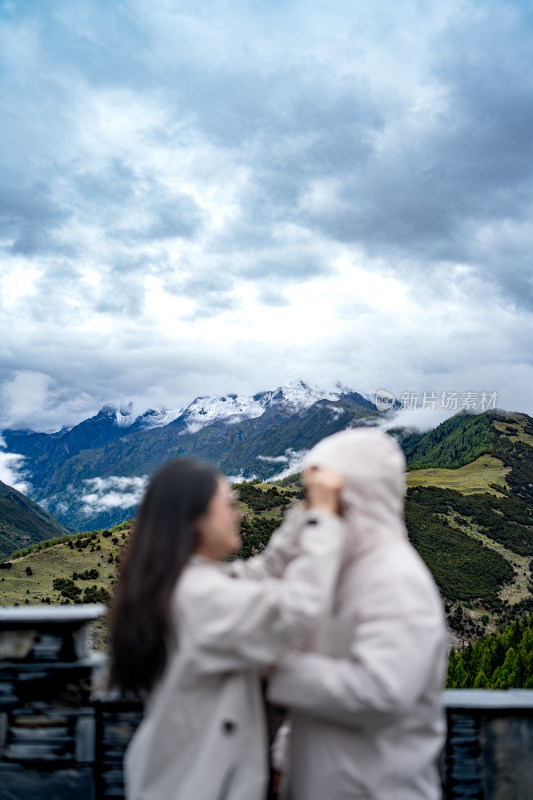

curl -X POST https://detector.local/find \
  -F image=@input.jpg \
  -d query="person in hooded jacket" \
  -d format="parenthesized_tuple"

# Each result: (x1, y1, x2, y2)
(265, 428, 449, 800)
(109, 456, 346, 800)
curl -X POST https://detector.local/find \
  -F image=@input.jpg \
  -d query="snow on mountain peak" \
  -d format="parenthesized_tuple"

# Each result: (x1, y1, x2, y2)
(254, 380, 346, 412)
(115, 404, 135, 427)
(101, 381, 356, 437)
(182, 393, 265, 434)
(98, 404, 134, 428)
(133, 407, 184, 430)
(98, 404, 184, 432)
(136, 382, 354, 436)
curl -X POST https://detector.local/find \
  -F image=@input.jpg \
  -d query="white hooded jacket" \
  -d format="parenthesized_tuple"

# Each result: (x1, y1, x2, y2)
(124, 506, 346, 800)
(268, 429, 448, 800)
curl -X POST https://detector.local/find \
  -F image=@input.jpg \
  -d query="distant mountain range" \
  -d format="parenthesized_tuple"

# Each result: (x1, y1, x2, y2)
(1, 381, 388, 530)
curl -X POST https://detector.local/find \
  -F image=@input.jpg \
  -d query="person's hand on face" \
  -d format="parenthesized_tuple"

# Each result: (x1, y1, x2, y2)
(303, 466, 345, 515)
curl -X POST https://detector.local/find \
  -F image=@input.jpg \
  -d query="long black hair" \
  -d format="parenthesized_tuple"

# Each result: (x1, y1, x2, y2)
(109, 458, 221, 697)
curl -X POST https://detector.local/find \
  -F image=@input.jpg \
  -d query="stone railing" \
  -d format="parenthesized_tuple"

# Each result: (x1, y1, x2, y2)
(1, 605, 533, 799)
(443, 689, 533, 799)
(0, 604, 109, 799)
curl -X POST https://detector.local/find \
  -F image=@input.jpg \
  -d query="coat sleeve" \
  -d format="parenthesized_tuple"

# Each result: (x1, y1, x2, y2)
(222, 505, 304, 581)
(268, 606, 448, 725)
(179, 510, 345, 672)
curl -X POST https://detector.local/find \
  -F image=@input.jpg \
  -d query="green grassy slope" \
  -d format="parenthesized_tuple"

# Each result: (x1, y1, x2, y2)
(0, 483, 301, 610)
(0, 524, 129, 607)
(405, 454, 509, 495)
(0, 485, 299, 650)
(401, 410, 533, 638)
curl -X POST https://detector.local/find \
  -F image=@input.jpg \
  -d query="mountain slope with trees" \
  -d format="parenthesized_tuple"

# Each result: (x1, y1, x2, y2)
(402, 410, 533, 639)
(0, 479, 70, 560)
(448, 615, 533, 689)
(394, 411, 497, 469)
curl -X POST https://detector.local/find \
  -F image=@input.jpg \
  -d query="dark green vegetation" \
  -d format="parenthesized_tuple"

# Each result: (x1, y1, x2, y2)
(0, 479, 70, 559)
(405, 499, 514, 604)
(236, 517, 283, 560)
(397, 411, 497, 469)
(52, 577, 110, 604)
(448, 615, 533, 688)
(6, 520, 130, 560)
(408, 485, 533, 556)
(232, 479, 303, 560)
(399, 412, 533, 629)
(236, 482, 293, 512)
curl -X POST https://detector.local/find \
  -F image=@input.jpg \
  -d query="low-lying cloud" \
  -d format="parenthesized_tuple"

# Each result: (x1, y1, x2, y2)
(256, 455, 290, 464)
(268, 449, 309, 481)
(0, 436, 30, 493)
(81, 475, 149, 514)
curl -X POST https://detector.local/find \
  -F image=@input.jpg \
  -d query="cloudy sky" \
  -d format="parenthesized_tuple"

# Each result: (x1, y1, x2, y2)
(1, 0, 533, 432)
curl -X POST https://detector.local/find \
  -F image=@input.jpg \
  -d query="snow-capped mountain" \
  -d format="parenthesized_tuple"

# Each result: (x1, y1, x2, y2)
(119, 395, 264, 436)
(1, 380, 387, 532)
(130, 407, 185, 430)
(178, 393, 265, 434)
(114, 404, 136, 427)
(92, 381, 360, 436)
(90, 404, 185, 432)
(175, 381, 350, 434)
(252, 380, 349, 413)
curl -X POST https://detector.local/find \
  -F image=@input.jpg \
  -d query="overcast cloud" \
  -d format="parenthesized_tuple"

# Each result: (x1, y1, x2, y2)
(1, 0, 533, 432)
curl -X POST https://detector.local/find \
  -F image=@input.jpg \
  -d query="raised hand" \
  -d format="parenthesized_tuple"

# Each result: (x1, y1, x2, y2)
(303, 467, 345, 515)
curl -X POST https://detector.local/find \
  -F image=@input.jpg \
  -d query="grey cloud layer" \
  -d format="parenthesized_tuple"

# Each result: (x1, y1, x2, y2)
(1, 0, 533, 429)
(3, 1, 532, 287)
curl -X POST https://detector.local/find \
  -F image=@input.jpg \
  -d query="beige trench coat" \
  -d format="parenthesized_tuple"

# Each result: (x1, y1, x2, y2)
(124, 506, 345, 800)
(268, 429, 449, 800)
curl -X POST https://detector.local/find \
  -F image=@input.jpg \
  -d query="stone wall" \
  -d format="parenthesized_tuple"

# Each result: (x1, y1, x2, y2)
(1, 606, 533, 799)
(443, 690, 533, 799)
(0, 605, 108, 800)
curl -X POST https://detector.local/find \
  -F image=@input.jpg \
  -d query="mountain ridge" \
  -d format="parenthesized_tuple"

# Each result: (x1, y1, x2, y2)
(2, 382, 388, 530)
(0, 479, 70, 560)
(2, 382, 526, 538)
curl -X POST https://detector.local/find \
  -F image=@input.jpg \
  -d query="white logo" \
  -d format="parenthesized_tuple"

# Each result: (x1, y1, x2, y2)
(375, 389, 396, 412)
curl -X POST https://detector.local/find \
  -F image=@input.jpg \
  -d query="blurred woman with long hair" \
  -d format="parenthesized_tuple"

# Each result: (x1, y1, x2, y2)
(109, 457, 345, 800)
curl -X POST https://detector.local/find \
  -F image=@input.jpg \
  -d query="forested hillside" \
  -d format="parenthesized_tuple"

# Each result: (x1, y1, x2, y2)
(0, 479, 70, 559)
(399, 411, 533, 639)
(448, 615, 533, 689)
(397, 411, 497, 469)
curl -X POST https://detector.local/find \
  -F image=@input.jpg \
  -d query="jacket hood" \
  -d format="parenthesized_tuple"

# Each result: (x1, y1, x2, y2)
(303, 428, 407, 557)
